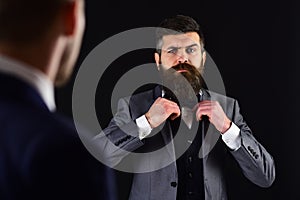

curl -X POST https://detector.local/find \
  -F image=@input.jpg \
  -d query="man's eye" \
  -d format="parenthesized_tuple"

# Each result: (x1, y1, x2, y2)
(186, 47, 196, 54)
(167, 49, 177, 54)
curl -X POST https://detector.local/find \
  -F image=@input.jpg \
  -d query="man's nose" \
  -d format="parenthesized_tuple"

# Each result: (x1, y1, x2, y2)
(177, 56, 188, 63)
(176, 51, 188, 63)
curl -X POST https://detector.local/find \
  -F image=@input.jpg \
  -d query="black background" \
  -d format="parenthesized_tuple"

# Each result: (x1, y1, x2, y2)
(56, 0, 300, 199)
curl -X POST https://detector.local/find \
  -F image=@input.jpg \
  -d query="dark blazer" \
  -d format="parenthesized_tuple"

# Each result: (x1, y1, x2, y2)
(0, 73, 117, 200)
(96, 85, 275, 200)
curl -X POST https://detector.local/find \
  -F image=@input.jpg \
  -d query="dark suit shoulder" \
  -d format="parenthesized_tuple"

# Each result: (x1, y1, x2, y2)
(120, 89, 155, 120)
(206, 90, 235, 101)
(122, 88, 154, 105)
(0, 103, 117, 200)
(205, 90, 237, 105)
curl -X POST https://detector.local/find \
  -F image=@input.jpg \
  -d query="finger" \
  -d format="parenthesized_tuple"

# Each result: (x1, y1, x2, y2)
(195, 108, 203, 121)
(167, 105, 180, 115)
(196, 107, 211, 121)
(162, 98, 179, 106)
(191, 101, 214, 112)
(173, 106, 181, 118)
(170, 112, 180, 120)
(197, 101, 213, 107)
(170, 111, 181, 120)
(164, 103, 180, 120)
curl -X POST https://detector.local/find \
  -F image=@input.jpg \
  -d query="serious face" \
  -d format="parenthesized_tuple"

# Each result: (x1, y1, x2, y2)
(155, 32, 206, 74)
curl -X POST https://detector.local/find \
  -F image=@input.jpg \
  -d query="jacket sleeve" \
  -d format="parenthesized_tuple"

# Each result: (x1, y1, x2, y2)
(229, 99, 276, 187)
(92, 97, 145, 167)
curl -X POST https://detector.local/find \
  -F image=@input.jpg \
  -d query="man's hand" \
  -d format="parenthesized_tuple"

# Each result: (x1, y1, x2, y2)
(145, 97, 181, 128)
(194, 100, 231, 133)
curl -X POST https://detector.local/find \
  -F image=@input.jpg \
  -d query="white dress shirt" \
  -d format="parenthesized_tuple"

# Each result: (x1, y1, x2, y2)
(0, 54, 56, 112)
(136, 89, 241, 151)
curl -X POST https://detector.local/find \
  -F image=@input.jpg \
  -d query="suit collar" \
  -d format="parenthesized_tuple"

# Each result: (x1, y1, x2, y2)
(129, 84, 212, 127)
(0, 55, 56, 111)
(0, 73, 50, 112)
(201, 88, 211, 101)
(153, 84, 163, 99)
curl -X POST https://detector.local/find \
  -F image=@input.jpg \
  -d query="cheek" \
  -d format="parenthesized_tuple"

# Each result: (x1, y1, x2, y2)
(189, 57, 203, 68)
(161, 56, 177, 68)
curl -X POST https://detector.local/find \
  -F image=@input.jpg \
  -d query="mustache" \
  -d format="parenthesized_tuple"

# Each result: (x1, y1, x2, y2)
(160, 63, 207, 107)
(162, 63, 207, 92)
(171, 63, 198, 73)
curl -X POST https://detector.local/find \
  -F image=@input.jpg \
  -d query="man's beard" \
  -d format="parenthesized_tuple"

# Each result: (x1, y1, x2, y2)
(160, 62, 206, 107)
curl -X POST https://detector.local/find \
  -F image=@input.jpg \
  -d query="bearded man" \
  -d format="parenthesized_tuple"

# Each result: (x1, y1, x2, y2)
(96, 15, 275, 200)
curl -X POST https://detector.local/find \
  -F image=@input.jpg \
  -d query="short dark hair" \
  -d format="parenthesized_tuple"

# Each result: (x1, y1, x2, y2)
(155, 15, 205, 54)
(0, 0, 71, 44)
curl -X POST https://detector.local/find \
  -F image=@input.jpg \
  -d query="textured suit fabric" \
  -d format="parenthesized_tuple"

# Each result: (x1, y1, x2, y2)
(0, 73, 117, 200)
(98, 85, 275, 200)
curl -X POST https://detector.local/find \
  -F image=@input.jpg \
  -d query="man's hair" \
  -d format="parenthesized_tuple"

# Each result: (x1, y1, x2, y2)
(0, 0, 72, 44)
(155, 15, 205, 54)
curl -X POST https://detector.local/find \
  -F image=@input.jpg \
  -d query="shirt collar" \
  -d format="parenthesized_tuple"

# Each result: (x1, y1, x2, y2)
(0, 54, 56, 112)
(161, 88, 203, 98)
(161, 88, 203, 130)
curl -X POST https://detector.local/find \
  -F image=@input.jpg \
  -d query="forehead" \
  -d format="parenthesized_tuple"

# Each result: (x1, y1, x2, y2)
(161, 32, 201, 48)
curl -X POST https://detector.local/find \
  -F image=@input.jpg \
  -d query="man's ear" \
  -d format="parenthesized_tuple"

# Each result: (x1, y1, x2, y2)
(202, 51, 207, 66)
(63, 1, 77, 36)
(154, 52, 160, 70)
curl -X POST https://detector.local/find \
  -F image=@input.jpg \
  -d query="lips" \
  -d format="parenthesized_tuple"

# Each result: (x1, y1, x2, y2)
(176, 69, 188, 73)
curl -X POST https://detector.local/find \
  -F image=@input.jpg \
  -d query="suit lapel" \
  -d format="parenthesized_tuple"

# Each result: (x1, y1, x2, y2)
(128, 85, 176, 158)
(152, 85, 178, 148)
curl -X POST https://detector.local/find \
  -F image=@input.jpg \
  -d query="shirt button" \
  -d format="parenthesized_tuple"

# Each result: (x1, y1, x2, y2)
(170, 182, 177, 187)
(188, 172, 193, 178)
(188, 156, 192, 163)
(188, 191, 193, 195)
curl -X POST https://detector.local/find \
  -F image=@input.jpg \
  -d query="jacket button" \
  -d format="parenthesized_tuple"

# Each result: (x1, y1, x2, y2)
(248, 146, 254, 153)
(170, 182, 177, 187)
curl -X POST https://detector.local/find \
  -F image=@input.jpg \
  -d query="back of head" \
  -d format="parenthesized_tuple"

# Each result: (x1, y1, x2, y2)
(155, 15, 205, 53)
(0, 0, 69, 44)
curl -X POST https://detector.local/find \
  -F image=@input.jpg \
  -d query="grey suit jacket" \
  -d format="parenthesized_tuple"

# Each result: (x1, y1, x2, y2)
(94, 86, 275, 200)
